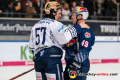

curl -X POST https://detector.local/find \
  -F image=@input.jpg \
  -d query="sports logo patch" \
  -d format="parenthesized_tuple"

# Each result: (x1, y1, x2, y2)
(85, 32, 91, 38)
(69, 70, 77, 79)
(78, 7, 88, 12)
(57, 25, 67, 34)
(58, 25, 67, 32)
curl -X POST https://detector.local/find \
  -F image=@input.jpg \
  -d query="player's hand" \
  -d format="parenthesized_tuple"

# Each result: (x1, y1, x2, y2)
(79, 23, 90, 29)
(67, 59, 81, 72)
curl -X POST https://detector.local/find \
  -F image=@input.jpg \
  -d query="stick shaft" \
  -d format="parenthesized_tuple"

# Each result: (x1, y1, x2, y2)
(9, 68, 35, 80)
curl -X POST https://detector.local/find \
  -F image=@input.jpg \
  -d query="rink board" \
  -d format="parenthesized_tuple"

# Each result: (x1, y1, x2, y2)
(0, 37, 120, 66)
(0, 59, 120, 66)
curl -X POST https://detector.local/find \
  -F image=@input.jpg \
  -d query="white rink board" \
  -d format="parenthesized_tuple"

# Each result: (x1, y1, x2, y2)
(0, 42, 33, 61)
(0, 38, 120, 61)
(89, 41, 120, 59)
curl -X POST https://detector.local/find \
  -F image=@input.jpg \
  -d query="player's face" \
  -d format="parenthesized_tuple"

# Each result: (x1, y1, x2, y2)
(71, 12, 77, 24)
(55, 9, 62, 21)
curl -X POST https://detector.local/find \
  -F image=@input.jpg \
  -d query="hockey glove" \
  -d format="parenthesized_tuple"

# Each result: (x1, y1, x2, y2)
(66, 39, 77, 47)
(66, 55, 81, 72)
(67, 59, 81, 73)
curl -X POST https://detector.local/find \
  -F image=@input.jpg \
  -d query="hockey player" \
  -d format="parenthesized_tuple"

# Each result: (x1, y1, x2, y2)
(29, 1, 90, 80)
(64, 6, 95, 80)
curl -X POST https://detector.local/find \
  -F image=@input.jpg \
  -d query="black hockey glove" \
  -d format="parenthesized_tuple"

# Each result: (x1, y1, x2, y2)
(66, 56, 81, 72)
(67, 59, 81, 73)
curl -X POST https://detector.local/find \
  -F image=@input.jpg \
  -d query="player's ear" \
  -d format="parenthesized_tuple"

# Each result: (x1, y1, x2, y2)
(77, 14, 82, 19)
(53, 12, 55, 16)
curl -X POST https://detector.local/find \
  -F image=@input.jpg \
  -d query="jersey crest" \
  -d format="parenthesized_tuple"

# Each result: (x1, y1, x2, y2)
(85, 32, 91, 38)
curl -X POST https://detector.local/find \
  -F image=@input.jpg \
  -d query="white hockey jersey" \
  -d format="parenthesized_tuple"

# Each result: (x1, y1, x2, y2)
(29, 18, 77, 53)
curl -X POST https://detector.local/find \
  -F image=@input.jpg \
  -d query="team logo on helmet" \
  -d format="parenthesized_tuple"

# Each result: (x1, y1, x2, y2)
(72, 6, 89, 19)
(85, 32, 91, 38)
(78, 7, 88, 12)
(69, 70, 77, 79)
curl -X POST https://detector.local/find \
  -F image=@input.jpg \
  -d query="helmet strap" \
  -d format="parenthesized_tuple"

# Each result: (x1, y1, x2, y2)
(76, 15, 83, 24)
(49, 9, 56, 20)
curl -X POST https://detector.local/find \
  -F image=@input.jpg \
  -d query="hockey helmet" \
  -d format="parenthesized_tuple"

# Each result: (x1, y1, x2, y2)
(72, 6, 89, 19)
(44, 1, 62, 14)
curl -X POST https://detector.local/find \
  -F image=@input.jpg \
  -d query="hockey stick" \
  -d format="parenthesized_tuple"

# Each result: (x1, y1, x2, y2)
(9, 67, 35, 80)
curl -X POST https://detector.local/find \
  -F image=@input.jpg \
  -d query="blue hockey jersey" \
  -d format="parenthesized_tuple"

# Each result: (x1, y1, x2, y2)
(65, 28, 95, 63)
(79, 28, 95, 53)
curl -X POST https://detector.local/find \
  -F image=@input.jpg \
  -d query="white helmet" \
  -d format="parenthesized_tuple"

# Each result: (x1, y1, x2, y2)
(72, 6, 89, 19)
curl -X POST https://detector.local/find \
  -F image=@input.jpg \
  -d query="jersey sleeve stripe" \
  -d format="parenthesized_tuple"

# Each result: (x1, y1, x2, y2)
(68, 27, 77, 38)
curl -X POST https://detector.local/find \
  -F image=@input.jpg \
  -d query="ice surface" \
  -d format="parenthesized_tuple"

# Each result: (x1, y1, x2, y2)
(0, 63, 120, 80)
